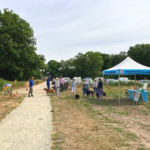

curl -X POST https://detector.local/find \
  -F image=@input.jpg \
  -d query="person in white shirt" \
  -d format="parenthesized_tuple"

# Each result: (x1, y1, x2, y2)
(55, 78, 59, 95)
(70, 78, 77, 98)
(93, 79, 97, 94)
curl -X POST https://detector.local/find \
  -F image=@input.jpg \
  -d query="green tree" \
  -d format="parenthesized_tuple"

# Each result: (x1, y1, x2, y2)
(46, 60, 61, 78)
(38, 54, 47, 74)
(59, 58, 75, 78)
(74, 51, 103, 78)
(110, 51, 127, 67)
(101, 53, 112, 70)
(128, 44, 150, 67)
(0, 9, 42, 80)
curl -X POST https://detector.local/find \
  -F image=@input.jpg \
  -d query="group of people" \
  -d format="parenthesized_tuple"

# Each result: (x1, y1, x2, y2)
(69, 77, 103, 100)
(82, 78, 103, 100)
(28, 76, 103, 100)
(46, 76, 65, 96)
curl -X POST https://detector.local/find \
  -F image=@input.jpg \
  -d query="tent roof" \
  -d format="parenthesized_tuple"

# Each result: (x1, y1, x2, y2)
(105, 57, 150, 71)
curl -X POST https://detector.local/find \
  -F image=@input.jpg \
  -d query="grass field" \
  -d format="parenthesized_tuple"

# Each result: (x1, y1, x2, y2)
(50, 84, 150, 150)
(0, 94, 26, 122)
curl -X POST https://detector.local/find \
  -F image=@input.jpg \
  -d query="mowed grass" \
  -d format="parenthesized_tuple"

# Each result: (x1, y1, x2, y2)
(50, 84, 150, 150)
(0, 93, 26, 121)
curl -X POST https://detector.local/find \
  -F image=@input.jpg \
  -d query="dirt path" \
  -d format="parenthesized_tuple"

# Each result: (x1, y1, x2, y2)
(91, 100, 150, 149)
(0, 82, 52, 150)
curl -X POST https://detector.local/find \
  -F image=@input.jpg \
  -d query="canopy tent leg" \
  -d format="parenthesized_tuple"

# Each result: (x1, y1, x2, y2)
(103, 74, 104, 99)
(119, 74, 120, 105)
(134, 75, 136, 87)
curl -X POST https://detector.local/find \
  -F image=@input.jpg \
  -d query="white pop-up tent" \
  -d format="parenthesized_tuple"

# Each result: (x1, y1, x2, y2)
(103, 57, 150, 104)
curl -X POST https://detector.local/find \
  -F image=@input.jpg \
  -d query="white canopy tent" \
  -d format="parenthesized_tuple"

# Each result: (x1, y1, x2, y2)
(103, 57, 150, 104)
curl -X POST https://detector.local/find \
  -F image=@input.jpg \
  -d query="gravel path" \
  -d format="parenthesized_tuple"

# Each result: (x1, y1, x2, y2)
(0, 82, 52, 150)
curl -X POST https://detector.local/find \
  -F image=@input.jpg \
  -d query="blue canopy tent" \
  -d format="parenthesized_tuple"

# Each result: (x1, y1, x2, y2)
(103, 57, 150, 104)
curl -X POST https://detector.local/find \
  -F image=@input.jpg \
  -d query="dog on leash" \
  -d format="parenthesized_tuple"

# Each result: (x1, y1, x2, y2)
(10, 91, 19, 99)
(43, 88, 56, 95)
(85, 91, 94, 97)
(75, 94, 80, 99)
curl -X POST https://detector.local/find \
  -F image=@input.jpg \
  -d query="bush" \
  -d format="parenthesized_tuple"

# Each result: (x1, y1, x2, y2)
(36, 80, 39, 84)
(0, 78, 4, 92)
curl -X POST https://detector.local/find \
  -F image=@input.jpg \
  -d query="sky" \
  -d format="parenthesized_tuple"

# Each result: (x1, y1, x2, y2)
(1, 0, 150, 62)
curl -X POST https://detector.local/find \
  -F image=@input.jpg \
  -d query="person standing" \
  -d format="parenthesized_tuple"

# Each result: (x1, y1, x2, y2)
(82, 79, 90, 97)
(55, 78, 59, 95)
(70, 78, 77, 98)
(97, 78, 103, 100)
(52, 78, 55, 85)
(59, 76, 64, 92)
(52, 78, 56, 90)
(93, 79, 97, 95)
(47, 77, 50, 89)
(28, 77, 34, 97)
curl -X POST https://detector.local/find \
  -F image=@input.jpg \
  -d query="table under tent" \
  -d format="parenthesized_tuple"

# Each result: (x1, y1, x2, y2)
(103, 57, 150, 104)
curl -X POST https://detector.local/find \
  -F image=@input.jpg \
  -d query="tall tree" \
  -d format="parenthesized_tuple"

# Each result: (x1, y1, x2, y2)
(101, 53, 112, 70)
(59, 58, 75, 78)
(46, 60, 61, 78)
(128, 44, 150, 67)
(74, 51, 103, 78)
(38, 54, 47, 74)
(110, 51, 127, 67)
(0, 9, 42, 80)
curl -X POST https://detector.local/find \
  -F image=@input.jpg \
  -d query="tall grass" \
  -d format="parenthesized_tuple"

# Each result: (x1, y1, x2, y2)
(0, 78, 4, 92)
(108, 80, 143, 87)
(79, 80, 143, 88)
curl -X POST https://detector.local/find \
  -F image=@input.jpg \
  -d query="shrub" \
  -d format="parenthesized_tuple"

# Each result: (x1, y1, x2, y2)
(0, 78, 4, 92)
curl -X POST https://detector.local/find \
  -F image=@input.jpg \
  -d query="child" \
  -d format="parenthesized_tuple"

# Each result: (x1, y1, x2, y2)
(70, 78, 77, 98)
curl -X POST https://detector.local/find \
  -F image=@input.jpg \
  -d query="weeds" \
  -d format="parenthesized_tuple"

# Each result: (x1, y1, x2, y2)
(142, 110, 149, 115)
(0, 94, 26, 122)
(50, 84, 150, 150)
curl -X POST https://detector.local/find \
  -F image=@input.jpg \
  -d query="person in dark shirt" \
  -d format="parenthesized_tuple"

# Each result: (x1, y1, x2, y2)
(97, 78, 103, 100)
(28, 77, 34, 97)
(52, 78, 55, 85)
(47, 77, 50, 89)
(52, 78, 56, 90)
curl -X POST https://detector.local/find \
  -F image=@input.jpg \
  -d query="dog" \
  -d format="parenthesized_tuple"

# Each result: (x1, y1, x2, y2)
(43, 88, 47, 91)
(85, 91, 93, 97)
(75, 94, 80, 99)
(10, 91, 19, 99)
(103, 91, 106, 96)
(43, 88, 56, 95)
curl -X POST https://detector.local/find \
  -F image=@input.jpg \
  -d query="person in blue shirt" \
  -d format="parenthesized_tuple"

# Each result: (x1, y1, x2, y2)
(47, 77, 50, 89)
(28, 77, 34, 97)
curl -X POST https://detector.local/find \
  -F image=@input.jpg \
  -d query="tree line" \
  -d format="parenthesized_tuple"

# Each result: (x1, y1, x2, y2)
(44, 44, 150, 80)
(1, 9, 150, 81)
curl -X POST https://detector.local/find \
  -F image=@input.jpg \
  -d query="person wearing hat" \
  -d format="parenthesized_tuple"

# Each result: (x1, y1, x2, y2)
(55, 78, 59, 95)
(70, 78, 77, 98)
(93, 79, 97, 95)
